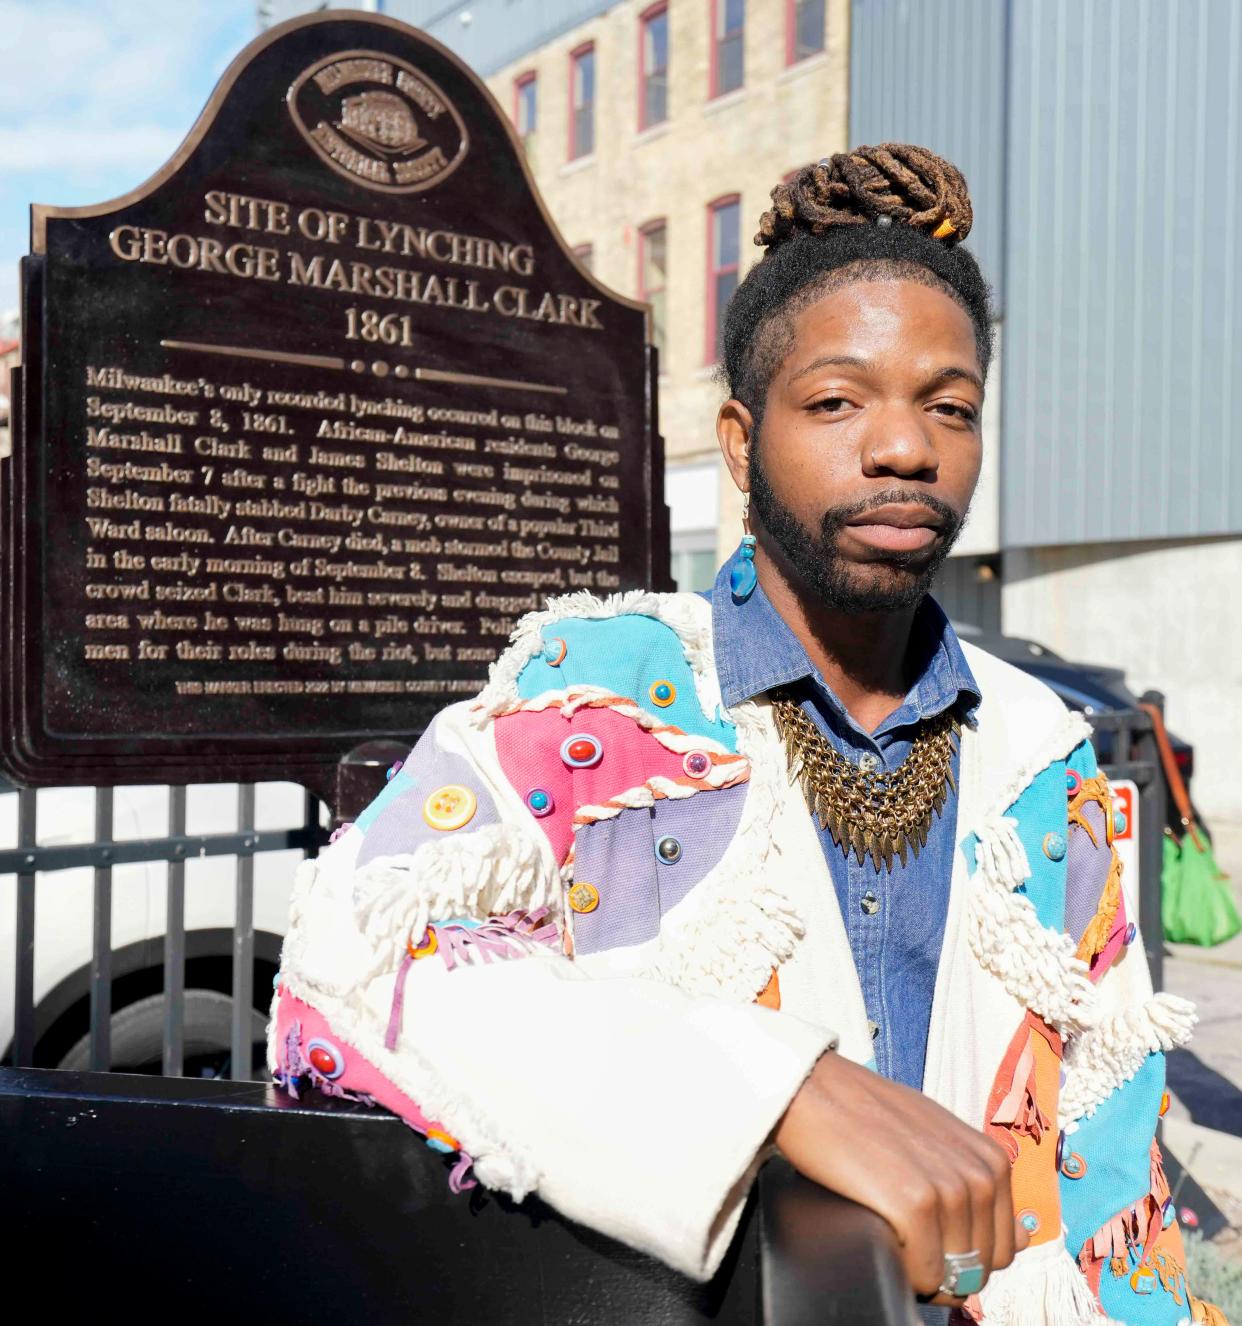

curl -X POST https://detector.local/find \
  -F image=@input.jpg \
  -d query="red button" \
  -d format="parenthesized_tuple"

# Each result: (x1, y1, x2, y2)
(568, 739, 596, 762)
(309, 1045, 337, 1075)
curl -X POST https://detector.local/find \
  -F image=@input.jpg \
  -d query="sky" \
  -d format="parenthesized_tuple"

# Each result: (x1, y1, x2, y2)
(0, 0, 258, 324)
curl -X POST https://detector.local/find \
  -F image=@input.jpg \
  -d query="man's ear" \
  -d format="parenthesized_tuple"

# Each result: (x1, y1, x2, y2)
(717, 398, 755, 496)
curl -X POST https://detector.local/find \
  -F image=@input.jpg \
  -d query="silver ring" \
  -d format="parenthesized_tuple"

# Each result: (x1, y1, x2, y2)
(939, 1249, 985, 1297)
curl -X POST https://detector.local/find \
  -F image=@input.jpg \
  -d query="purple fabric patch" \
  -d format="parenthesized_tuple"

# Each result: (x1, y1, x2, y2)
(356, 742, 499, 867)
(1065, 799, 1110, 944)
(571, 781, 748, 956)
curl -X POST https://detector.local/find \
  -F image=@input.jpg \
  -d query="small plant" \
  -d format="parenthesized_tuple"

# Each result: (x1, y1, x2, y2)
(1184, 1231, 1242, 1321)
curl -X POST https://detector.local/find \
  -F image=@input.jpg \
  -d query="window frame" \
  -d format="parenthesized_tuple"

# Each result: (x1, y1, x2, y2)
(637, 218, 668, 363)
(785, 0, 825, 66)
(567, 41, 596, 161)
(704, 193, 741, 364)
(637, 0, 669, 131)
(512, 69, 537, 140)
(709, 0, 745, 100)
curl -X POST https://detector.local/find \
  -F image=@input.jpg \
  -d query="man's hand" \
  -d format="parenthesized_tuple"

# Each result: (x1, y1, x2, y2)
(775, 1052, 1029, 1305)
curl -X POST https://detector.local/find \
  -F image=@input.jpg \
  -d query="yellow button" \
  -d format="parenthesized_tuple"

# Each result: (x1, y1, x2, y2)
(568, 881, 600, 914)
(422, 784, 478, 831)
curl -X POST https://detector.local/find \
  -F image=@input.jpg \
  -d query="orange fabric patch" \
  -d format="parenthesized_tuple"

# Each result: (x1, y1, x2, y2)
(755, 969, 781, 1010)
(985, 1011, 1063, 1247)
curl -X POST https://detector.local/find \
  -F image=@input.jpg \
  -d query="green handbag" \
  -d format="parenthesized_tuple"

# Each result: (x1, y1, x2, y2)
(1141, 702, 1241, 947)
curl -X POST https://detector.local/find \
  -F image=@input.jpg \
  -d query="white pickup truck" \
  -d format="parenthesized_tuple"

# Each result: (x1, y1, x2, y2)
(0, 780, 313, 1075)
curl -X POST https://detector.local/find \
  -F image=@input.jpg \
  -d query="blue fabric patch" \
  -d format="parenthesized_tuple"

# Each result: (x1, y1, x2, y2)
(1061, 1052, 1165, 1260)
(1096, 1240, 1188, 1325)
(1004, 760, 1071, 931)
(516, 615, 738, 750)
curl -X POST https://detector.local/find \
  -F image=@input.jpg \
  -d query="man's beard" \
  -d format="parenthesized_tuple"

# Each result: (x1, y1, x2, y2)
(748, 444, 967, 614)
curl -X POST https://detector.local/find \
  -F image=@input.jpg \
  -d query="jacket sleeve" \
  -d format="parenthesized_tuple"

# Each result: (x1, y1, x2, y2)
(271, 700, 836, 1283)
(1056, 742, 1225, 1324)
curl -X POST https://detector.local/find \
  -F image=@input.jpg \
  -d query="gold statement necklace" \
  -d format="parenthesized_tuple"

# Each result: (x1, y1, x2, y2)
(770, 693, 961, 872)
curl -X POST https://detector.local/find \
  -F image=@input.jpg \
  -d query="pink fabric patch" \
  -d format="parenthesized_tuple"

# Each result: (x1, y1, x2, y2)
(1089, 890, 1130, 983)
(494, 705, 689, 862)
(274, 988, 448, 1141)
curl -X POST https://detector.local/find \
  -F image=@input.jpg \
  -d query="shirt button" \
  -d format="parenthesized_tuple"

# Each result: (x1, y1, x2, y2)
(861, 891, 880, 915)
(858, 752, 880, 773)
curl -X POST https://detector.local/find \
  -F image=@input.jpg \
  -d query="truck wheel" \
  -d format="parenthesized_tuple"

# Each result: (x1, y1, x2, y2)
(57, 989, 268, 1079)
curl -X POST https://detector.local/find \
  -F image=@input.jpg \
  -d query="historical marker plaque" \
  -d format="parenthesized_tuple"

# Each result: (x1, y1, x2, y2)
(1, 13, 667, 798)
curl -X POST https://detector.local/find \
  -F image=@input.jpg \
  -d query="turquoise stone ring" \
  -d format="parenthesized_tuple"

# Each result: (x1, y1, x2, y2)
(940, 1251, 985, 1297)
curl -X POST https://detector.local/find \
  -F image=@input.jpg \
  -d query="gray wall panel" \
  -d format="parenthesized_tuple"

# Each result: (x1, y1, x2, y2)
(849, 0, 1008, 303)
(1004, 0, 1242, 546)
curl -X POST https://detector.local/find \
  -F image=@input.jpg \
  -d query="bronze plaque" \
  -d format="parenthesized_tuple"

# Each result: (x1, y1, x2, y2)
(1, 13, 668, 799)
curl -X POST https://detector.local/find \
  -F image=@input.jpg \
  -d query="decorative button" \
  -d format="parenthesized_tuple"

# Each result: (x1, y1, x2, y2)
(858, 752, 880, 774)
(1181, 1206, 1200, 1229)
(1161, 1198, 1175, 1229)
(386, 760, 404, 782)
(568, 881, 600, 914)
(544, 637, 567, 666)
(560, 734, 603, 768)
(1129, 1266, 1155, 1295)
(423, 784, 478, 831)
(1061, 1151, 1087, 1180)
(1124, 922, 1137, 946)
(306, 1038, 345, 1080)
(1042, 831, 1067, 861)
(1066, 769, 1082, 797)
(861, 891, 880, 916)
(1160, 1090, 1171, 1117)
(1113, 809, 1128, 836)
(425, 1127, 460, 1154)
(649, 680, 676, 707)
(656, 836, 683, 864)
(407, 928, 439, 960)
(526, 788, 555, 817)
(1018, 1209, 1041, 1235)
(683, 750, 711, 779)
(1055, 1130, 1065, 1171)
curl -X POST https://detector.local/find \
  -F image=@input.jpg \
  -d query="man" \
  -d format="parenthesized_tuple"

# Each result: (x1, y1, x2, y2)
(271, 146, 1219, 1325)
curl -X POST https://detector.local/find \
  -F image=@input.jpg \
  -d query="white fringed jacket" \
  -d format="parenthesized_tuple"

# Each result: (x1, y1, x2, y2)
(270, 590, 1214, 1326)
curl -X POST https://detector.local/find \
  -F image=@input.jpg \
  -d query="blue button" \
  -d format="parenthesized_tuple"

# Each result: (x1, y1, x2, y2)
(1042, 831, 1067, 861)
(1114, 810, 1128, 836)
(1124, 922, 1137, 946)
(526, 788, 554, 817)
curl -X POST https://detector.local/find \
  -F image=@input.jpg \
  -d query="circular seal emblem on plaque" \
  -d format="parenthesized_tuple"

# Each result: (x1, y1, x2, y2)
(287, 49, 468, 193)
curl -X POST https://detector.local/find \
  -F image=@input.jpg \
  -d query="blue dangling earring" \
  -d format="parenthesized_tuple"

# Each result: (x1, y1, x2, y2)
(730, 491, 757, 602)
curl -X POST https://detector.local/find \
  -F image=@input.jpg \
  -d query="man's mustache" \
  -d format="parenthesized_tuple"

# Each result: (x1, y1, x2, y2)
(819, 488, 962, 536)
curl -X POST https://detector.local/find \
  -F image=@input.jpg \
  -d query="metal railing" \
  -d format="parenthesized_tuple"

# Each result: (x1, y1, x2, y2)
(2, 781, 324, 1073)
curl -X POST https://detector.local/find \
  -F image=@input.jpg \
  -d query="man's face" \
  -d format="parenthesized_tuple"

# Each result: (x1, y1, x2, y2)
(739, 279, 984, 614)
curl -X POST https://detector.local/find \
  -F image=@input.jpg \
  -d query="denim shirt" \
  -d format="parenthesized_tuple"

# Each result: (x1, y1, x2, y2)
(709, 563, 981, 1091)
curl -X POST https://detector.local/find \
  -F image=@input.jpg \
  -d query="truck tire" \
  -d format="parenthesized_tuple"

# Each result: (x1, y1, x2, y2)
(57, 989, 269, 1079)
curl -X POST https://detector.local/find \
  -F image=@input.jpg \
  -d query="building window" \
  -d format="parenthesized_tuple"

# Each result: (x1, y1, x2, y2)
(706, 195, 740, 362)
(666, 462, 720, 592)
(569, 43, 595, 160)
(514, 71, 537, 142)
(786, 0, 824, 64)
(639, 3, 669, 129)
(572, 243, 594, 273)
(711, 0, 744, 98)
(638, 220, 667, 364)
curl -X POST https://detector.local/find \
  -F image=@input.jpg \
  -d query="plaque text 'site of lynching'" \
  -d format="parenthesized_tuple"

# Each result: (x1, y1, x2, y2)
(1, 13, 668, 796)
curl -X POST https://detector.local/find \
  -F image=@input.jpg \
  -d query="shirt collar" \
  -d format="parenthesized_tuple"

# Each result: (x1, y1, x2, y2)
(709, 559, 981, 730)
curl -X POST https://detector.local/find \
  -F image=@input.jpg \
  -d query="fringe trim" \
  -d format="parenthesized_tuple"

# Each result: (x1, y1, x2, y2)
(471, 589, 723, 726)
(351, 825, 562, 984)
(282, 972, 540, 1202)
(1059, 993, 1198, 1126)
(979, 1237, 1117, 1325)
(639, 698, 806, 1003)
(967, 815, 1099, 1038)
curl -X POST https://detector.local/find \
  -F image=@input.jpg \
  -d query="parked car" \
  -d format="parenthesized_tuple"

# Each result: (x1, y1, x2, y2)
(957, 624, 1196, 805)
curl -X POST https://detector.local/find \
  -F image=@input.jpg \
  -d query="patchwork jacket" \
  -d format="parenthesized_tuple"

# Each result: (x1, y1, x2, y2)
(270, 589, 1221, 1326)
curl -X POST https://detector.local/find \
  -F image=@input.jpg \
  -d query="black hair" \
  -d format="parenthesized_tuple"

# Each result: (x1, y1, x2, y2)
(721, 145, 995, 421)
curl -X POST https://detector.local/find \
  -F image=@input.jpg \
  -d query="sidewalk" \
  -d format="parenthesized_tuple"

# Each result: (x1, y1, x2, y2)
(1160, 823, 1242, 1265)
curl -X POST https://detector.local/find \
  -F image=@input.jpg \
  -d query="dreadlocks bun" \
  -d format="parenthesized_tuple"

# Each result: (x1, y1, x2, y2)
(756, 144, 973, 250)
